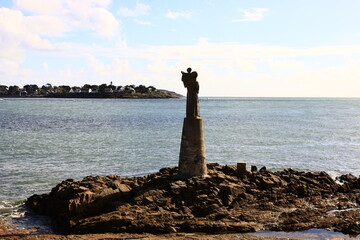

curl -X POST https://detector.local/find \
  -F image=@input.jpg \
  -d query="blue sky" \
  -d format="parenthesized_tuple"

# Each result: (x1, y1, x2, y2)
(1, 0, 360, 96)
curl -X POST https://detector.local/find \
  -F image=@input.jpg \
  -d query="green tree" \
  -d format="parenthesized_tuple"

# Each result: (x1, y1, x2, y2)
(59, 85, 71, 93)
(40, 85, 49, 94)
(45, 83, 53, 92)
(82, 84, 91, 89)
(124, 85, 135, 94)
(23, 84, 39, 94)
(135, 85, 149, 93)
(99, 84, 107, 93)
(148, 86, 156, 92)
(0, 85, 8, 95)
(71, 86, 81, 93)
(90, 85, 99, 90)
(8, 85, 20, 95)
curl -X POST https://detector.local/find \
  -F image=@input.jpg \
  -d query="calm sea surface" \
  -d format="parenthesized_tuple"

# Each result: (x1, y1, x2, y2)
(1, 97, 360, 222)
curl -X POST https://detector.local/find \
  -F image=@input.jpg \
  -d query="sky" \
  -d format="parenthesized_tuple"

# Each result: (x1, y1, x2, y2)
(1, 0, 360, 97)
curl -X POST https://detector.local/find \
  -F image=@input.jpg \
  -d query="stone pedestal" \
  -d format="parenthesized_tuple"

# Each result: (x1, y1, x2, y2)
(179, 117, 207, 177)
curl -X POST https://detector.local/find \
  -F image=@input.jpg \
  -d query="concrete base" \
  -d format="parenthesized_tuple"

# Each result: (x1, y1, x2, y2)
(178, 117, 207, 177)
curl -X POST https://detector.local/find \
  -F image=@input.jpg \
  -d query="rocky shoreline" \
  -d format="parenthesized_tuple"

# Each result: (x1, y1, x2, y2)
(0, 224, 314, 240)
(25, 163, 360, 236)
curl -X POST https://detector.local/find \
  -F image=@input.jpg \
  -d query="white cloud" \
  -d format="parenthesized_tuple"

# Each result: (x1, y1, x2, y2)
(233, 8, 269, 22)
(14, 0, 120, 37)
(14, 0, 64, 15)
(0, 1, 119, 59)
(86, 8, 119, 36)
(81, 55, 139, 85)
(268, 60, 304, 70)
(0, 2, 120, 85)
(118, 3, 150, 17)
(23, 33, 54, 50)
(0, 58, 32, 86)
(0, 3, 121, 61)
(63, 1, 119, 37)
(165, 10, 193, 19)
(133, 19, 152, 26)
(24, 15, 68, 36)
(113, 59, 131, 74)
(0, 8, 54, 52)
(85, 54, 111, 74)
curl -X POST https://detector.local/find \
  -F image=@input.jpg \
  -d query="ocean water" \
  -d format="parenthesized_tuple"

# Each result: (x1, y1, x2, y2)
(1, 97, 360, 222)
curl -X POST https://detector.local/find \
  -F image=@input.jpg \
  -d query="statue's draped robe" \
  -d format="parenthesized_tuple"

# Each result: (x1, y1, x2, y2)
(182, 71, 200, 118)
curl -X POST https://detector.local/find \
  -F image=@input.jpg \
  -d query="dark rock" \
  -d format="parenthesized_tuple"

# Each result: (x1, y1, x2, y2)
(26, 164, 360, 236)
(259, 166, 267, 172)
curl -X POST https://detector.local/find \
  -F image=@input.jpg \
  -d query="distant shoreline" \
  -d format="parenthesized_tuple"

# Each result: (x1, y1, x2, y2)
(0, 91, 183, 99)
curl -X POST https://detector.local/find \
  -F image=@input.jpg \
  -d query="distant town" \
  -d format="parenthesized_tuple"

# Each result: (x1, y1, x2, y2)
(0, 83, 182, 99)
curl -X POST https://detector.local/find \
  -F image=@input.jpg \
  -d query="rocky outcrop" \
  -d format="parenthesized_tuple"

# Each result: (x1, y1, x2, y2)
(26, 164, 360, 236)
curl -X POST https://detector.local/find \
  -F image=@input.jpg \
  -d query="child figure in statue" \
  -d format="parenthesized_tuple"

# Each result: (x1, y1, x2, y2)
(181, 68, 200, 118)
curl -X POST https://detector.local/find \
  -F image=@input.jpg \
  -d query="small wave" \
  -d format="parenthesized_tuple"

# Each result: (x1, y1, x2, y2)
(0, 206, 12, 215)
(326, 170, 343, 180)
(0, 200, 26, 220)
(1, 200, 54, 234)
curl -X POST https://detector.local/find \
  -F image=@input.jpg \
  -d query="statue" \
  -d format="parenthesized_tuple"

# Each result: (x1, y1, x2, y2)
(181, 68, 200, 118)
(178, 68, 207, 177)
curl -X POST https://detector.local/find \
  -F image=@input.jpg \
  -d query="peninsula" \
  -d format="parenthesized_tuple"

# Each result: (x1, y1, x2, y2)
(0, 83, 182, 99)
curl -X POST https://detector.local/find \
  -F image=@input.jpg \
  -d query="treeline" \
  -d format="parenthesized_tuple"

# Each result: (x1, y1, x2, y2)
(0, 83, 157, 96)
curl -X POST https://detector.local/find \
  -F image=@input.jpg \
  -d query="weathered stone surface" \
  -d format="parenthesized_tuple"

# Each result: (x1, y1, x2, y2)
(26, 164, 360, 236)
(178, 117, 207, 177)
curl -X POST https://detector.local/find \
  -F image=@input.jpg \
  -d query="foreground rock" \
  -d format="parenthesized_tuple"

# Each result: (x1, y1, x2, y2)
(26, 164, 360, 236)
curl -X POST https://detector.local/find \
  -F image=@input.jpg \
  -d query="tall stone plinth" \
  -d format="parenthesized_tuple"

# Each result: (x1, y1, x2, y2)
(179, 117, 207, 177)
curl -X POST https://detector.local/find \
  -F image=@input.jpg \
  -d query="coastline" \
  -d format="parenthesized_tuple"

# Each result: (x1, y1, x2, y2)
(0, 90, 183, 99)
(1, 221, 358, 240)
(0, 223, 294, 240)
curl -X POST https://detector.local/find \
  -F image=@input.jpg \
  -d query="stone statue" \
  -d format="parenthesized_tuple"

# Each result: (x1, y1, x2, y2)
(181, 68, 200, 118)
(179, 68, 207, 177)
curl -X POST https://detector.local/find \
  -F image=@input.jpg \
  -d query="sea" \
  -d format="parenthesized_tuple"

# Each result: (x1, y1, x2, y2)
(1, 97, 360, 235)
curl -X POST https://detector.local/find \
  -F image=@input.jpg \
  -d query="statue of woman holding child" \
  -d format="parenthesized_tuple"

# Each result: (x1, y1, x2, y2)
(181, 68, 200, 118)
